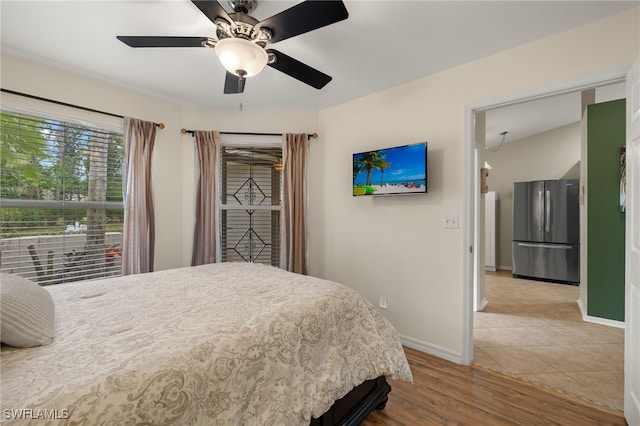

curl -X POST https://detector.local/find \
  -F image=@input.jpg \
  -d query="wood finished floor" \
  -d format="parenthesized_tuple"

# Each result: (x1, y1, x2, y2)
(362, 346, 627, 426)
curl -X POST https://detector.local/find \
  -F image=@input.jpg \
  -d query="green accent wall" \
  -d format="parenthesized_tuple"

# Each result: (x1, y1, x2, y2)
(587, 99, 625, 321)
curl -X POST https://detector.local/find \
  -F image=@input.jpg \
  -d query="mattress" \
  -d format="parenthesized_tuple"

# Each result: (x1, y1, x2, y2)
(1, 262, 412, 425)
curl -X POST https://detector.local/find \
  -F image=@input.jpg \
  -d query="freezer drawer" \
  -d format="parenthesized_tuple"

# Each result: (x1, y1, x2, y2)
(512, 242, 580, 284)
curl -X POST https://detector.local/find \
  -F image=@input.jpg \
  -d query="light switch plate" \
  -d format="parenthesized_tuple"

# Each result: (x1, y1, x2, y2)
(443, 215, 458, 229)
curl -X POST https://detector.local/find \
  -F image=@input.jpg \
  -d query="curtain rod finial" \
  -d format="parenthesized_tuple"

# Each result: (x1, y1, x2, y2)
(156, 123, 165, 129)
(181, 128, 188, 134)
(311, 132, 318, 139)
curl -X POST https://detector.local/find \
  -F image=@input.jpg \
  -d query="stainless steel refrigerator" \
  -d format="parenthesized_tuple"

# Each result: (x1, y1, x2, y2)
(512, 179, 580, 284)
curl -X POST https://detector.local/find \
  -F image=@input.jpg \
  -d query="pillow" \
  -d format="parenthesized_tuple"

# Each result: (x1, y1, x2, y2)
(1, 274, 55, 347)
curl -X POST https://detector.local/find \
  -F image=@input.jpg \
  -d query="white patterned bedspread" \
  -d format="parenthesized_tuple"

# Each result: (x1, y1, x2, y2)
(1, 262, 412, 425)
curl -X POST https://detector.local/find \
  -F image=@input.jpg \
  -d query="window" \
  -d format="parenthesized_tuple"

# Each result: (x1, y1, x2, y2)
(0, 110, 124, 285)
(220, 139, 282, 266)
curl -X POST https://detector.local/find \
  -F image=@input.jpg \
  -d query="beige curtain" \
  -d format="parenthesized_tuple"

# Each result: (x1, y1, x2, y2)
(191, 130, 220, 266)
(281, 133, 309, 274)
(122, 117, 157, 275)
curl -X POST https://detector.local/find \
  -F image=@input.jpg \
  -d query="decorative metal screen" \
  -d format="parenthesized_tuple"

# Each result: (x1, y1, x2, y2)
(220, 146, 281, 265)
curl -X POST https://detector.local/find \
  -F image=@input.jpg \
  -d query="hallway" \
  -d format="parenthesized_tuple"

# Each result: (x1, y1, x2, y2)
(474, 270, 624, 412)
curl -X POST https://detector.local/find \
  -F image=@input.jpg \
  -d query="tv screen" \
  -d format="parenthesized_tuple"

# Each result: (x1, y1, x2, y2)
(353, 142, 427, 196)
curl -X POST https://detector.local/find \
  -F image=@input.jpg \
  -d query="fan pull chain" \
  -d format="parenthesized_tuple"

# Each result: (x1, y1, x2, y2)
(238, 75, 244, 111)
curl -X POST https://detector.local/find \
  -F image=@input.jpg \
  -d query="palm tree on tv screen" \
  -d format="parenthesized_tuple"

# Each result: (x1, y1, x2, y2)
(355, 151, 388, 186)
(378, 160, 391, 186)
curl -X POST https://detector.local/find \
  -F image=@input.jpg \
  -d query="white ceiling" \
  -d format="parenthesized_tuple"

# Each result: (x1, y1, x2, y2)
(485, 82, 626, 148)
(0, 1, 635, 139)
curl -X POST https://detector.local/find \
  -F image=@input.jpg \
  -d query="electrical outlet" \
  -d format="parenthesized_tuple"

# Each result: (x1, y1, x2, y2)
(379, 296, 387, 309)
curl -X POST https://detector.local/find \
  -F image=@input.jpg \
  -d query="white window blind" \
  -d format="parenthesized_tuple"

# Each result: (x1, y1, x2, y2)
(220, 144, 282, 266)
(0, 110, 124, 285)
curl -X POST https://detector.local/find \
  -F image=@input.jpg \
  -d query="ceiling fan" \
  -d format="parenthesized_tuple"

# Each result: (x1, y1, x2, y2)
(117, 0, 348, 94)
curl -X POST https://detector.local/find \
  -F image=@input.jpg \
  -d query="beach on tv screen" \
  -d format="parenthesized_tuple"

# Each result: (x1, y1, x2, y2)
(353, 143, 427, 196)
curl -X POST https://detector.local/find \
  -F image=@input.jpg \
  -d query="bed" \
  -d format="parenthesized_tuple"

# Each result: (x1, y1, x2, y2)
(1, 262, 412, 425)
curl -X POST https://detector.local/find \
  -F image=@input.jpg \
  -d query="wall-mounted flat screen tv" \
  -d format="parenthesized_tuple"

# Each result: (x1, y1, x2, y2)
(353, 142, 427, 196)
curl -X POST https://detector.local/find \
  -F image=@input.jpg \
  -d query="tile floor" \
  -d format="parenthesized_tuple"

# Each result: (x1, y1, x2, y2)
(473, 270, 624, 412)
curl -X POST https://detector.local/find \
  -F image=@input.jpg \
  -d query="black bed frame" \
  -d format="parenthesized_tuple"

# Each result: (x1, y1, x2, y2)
(310, 376, 391, 426)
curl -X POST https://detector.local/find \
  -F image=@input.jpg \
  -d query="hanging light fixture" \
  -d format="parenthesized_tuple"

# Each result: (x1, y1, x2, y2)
(215, 38, 268, 78)
(487, 131, 508, 152)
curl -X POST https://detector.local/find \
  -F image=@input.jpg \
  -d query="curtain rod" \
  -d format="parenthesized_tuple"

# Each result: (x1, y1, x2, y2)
(180, 128, 318, 140)
(1, 88, 165, 129)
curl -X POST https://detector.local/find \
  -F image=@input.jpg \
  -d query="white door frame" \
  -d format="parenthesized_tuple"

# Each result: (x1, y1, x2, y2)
(461, 66, 628, 365)
(624, 57, 640, 424)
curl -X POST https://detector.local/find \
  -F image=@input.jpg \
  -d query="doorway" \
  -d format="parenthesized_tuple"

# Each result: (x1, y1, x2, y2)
(462, 69, 628, 402)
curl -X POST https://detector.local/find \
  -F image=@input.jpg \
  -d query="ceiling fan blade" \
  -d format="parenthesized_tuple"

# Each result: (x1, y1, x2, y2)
(117, 36, 209, 48)
(224, 72, 246, 94)
(266, 49, 331, 89)
(191, 0, 233, 26)
(257, 1, 348, 43)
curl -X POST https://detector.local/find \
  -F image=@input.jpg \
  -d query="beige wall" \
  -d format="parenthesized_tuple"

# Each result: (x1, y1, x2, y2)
(1, 54, 186, 271)
(310, 8, 638, 359)
(178, 106, 318, 265)
(484, 122, 582, 270)
(0, 55, 318, 271)
(1, 7, 638, 362)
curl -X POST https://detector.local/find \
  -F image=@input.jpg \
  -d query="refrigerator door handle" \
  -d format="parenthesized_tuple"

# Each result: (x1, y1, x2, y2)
(518, 242, 572, 250)
(545, 190, 551, 233)
(538, 190, 544, 232)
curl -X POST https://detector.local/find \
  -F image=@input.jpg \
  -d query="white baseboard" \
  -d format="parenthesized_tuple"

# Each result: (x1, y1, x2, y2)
(577, 297, 587, 318)
(577, 298, 625, 329)
(497, 265, 513, 271)
(399, 297, 624, 370)
(399, 334, 462, 365)
(477, 298, 488, 311)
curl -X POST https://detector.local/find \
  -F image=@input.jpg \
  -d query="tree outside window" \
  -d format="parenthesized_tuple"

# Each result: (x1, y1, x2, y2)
(0, 111, 124, 285)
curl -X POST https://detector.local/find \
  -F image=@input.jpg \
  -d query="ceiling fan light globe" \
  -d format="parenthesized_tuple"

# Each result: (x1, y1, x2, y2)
(215, 38, 268, 78)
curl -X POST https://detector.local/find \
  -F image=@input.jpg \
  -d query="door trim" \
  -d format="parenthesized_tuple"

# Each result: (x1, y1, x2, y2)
(624, 57, 640, 425)
(462, 65, 628, 365)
